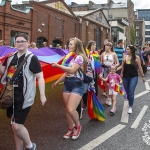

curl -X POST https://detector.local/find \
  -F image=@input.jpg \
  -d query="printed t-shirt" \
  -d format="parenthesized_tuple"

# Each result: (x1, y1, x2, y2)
(65, 55, 84, 80)
(3, 53, 42, 93)
(107, 73, 120, 90)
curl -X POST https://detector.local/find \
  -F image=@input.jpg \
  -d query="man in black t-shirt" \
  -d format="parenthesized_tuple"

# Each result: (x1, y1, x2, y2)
(0, 33, 47, 150)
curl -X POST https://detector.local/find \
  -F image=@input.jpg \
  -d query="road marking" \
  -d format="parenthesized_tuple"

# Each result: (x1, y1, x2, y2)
(78, 124, 126, 150)
(146, 79, 150, 82)
(131, 105, 148, 129)
(121, 101, 129, 123)
(145, 82, 150, 90)
(134, 91, 149, 99)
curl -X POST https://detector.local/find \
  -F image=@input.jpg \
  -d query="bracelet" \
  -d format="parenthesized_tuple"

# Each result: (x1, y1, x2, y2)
(142, 76, 144, 77)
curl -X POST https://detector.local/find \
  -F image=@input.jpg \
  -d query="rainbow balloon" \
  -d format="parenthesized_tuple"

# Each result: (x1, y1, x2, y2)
(88, 88, 105, 121)
(114, 84, 127, 99)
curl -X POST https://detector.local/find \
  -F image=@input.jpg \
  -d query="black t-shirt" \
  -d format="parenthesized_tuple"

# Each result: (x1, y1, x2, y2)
(3, 53, 42, 93)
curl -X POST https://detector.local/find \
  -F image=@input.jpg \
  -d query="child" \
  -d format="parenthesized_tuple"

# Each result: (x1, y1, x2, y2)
(100, 65, 122, 113)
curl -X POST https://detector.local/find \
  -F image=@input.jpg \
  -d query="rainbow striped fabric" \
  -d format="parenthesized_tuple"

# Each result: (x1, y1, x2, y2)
(62, 52, 76, 67)
(86, 49, 101, 74)
(114, 84, 127, 99)
(88, 87, 105, 121)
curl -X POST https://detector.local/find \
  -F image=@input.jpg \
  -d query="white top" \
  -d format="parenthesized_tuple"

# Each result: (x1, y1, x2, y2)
(103, 55, 114, 66)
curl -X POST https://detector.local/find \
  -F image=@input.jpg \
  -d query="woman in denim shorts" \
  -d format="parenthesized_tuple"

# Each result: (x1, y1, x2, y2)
(52, 38, 87, 140)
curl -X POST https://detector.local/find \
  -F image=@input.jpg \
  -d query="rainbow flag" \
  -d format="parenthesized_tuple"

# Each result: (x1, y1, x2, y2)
(86, 49, 101, 74)
(88, 88, 105, 121)
(114, 84, 127, 99)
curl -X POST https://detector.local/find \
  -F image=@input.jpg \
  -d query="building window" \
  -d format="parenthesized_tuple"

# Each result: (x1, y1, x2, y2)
(138, 10, 150, 21)
(145, 37, 150, 42)
(145, 25, 150, 29)
(145, 31, 150, 35)
(136, 31, 139, 37)
(108, 15, 113, 20)
(136, 25, 139, 29)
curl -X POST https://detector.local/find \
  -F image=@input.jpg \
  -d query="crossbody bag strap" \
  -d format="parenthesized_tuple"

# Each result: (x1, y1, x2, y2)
(10, 54, 32, 85)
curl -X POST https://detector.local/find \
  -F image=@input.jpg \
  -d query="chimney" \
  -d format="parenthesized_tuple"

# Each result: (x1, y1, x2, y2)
(89, 1, 95, 7)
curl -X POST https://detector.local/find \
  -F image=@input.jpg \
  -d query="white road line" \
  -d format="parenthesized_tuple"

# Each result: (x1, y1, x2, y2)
(131, 105, 148, 129)
(78, 124, 126, 150)
(134, 91, 149, 99)
(121, 101, 129, 123)
(146, 79, 150, 82)
(145, 82, 150, 90)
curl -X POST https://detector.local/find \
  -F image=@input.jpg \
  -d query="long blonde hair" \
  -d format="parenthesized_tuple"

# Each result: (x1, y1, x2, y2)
(70, 38, 87, 73)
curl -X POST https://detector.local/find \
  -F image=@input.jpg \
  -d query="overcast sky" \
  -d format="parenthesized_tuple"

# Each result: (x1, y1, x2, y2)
(10, 0, 150, 10)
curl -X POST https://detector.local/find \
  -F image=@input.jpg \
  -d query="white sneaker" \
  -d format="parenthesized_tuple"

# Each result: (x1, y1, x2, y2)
(108, 100, 112, 106)
(103, 92, 107, 97)
(128, 107, 132, 114)
(106, 98, 112, 106)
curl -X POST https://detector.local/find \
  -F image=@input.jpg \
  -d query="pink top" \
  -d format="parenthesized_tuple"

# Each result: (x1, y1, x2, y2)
(107, 73, 120, 90)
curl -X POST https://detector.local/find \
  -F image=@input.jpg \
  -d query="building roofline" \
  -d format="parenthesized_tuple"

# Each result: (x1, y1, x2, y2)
(136, 9, 150, 10)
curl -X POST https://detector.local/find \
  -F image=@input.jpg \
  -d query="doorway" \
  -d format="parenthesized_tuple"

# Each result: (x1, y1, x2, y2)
(53, 39, 62, 47)
(36, 37, 47, 48)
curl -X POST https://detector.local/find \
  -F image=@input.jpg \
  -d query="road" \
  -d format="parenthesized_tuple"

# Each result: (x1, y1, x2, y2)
(0, 72, 150, 150)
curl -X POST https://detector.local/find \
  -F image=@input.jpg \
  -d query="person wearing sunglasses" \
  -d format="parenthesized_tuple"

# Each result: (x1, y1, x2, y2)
(100, 42, 119, 106)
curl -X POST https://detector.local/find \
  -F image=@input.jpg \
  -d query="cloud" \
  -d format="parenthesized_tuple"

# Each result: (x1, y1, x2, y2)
(11, 0, 150, 9)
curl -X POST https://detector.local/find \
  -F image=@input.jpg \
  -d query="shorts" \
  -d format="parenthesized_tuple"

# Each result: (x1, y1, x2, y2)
(63, 77, 84, 97)
(109, 89, 118, 95)
(7, 94, 31, 124)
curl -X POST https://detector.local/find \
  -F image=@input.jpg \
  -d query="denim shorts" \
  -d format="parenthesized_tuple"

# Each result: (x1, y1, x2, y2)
(63, 77, 84, 97)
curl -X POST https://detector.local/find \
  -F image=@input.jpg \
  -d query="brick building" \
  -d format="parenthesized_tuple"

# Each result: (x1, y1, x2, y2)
(134, 17, 145, 46)
(69, 0, 135, 47)
(0, 0, 110, 48)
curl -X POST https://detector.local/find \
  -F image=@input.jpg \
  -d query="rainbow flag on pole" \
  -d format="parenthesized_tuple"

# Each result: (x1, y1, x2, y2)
(88, 88, 105, 121)
(114, 84, 127, 99)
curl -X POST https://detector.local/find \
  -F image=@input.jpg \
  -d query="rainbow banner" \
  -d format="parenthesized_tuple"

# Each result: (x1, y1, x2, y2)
(88, 88, 105, 121)
(0, 46, 69, 83)
(114, 84, 127, 99)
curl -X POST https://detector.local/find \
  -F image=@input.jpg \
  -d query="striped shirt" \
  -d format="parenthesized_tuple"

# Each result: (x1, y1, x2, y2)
(114, 46, 124, 61)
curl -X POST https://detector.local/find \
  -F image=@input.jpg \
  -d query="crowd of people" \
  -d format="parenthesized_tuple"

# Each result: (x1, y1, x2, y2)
(0, 34, 149, 149)
(52, 37, 146, 141)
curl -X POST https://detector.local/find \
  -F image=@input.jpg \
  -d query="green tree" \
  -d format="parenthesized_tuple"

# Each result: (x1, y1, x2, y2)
(130, 25, 136, 45)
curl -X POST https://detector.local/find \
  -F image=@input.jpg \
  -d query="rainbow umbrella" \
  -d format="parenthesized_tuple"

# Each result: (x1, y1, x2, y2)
(88, 87, 105, 121)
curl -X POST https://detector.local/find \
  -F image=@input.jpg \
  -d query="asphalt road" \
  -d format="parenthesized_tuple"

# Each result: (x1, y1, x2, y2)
(0, 72, 150, 150)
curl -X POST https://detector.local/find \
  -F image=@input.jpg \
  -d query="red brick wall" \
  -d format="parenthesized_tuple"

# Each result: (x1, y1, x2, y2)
(0, 1, 110, 48)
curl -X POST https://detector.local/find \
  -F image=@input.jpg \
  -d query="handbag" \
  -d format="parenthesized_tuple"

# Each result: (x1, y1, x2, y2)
(0, 54, 31, 109)
(78, 61, 94, 84)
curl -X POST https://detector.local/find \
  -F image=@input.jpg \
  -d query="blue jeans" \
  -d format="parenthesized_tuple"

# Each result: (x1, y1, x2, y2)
(123, 77, 138, 107)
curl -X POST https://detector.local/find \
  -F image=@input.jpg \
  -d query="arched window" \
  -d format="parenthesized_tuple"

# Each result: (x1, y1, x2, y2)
(36, 37, 47, 48)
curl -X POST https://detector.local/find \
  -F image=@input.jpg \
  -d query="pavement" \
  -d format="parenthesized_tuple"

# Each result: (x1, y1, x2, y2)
(0, 72, 150, 150)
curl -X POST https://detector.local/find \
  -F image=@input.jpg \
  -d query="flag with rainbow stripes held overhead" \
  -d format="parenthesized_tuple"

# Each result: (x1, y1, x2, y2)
(88, 87, 105, 121)
(114, 84, 127, 99)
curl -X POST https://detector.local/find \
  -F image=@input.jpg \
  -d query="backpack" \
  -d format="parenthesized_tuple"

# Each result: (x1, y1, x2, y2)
(78, 61, 94, 83)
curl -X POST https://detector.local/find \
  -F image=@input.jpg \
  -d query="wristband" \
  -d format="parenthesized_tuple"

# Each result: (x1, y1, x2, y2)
(142, 76, 144, 77)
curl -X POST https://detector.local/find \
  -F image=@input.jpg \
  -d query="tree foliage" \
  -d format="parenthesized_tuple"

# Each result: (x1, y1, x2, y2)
(130, 25, 136, 45)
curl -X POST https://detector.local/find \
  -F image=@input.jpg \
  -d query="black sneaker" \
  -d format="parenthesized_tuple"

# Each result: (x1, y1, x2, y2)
(26, 143, 36, 150)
